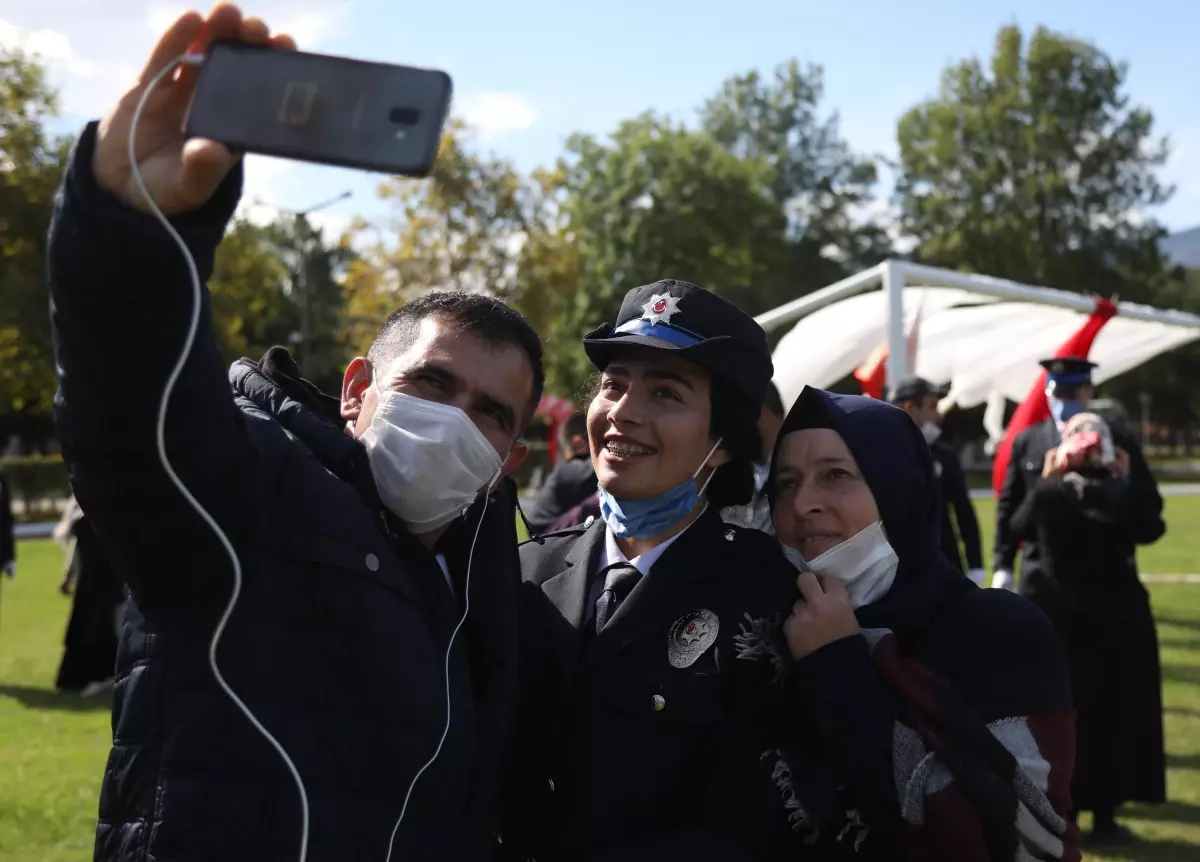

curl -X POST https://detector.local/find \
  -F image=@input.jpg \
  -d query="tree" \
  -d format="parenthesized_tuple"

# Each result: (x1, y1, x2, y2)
(894, 25, 1175, 302)
(700, 59, 891, 278)
(0, 48, 71, 415)
(543, 112, 788, 391)
(343, 118, 540, 359)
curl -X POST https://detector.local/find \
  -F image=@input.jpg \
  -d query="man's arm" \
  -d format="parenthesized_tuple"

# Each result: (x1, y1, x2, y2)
(942, 449, 984, 572)
(992, 434, 1026, 574)
(49, 124, 257, 607)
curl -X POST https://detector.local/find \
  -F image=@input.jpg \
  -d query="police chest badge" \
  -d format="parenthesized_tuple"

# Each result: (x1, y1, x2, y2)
(668, 609, 719, 668)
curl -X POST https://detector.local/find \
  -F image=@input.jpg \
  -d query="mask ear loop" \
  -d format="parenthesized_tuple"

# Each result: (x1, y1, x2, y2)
(694, 438, 724, 497)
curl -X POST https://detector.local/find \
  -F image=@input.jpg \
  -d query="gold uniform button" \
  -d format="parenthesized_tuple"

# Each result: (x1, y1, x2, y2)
(652, 694, 666, 711)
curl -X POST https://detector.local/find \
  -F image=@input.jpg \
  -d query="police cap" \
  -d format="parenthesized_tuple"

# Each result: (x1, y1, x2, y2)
(582, 279, 773, 408)
(1038, 357, 1097, 387)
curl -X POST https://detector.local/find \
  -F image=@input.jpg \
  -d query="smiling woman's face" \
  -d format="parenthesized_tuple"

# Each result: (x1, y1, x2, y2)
(586, 346, 728, 501)
(772, 427, 881, 559)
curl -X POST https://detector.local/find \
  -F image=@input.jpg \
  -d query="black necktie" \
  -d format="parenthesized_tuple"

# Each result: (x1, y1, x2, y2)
(594, 563, 641, 633)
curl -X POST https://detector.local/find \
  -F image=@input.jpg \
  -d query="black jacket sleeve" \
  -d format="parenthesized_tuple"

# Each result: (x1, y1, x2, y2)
(0, 470, 13, 567)
(1114, 435, 1166, 546)
(792, 635, 902, 846)
(48, 123, 258, 608)
(940, 449, 983, 570)
(992, 434, 1026, 571)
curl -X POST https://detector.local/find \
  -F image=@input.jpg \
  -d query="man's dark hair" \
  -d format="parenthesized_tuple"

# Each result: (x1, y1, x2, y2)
(763, 381, 784, 418)
(367, 291, 546, 432)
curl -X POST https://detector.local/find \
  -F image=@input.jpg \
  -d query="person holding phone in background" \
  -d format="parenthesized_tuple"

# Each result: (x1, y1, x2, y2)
(48, 6, 539, 860)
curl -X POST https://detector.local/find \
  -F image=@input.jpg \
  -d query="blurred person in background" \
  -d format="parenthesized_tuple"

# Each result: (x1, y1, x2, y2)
(1009, 408, 1166, 844)
(524, 412, 597, 534)
(0, 465, 13, 580)
(891, 376, 985, 584)
(720, 381, 785, 535)
(52, 497, 125, 697)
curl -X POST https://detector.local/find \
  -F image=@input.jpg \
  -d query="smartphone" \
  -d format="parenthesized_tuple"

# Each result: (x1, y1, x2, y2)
(185, 41, 453, 176)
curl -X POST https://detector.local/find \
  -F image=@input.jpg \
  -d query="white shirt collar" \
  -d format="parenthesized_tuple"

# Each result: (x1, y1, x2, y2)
(598, 504, 708, 576)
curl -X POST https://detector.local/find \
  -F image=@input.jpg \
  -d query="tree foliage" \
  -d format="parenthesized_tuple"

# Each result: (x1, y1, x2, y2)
(536, 112, 787, 392)
(343, 119, 537, 359)
(0, 47, 70, 414)
(895, 25, 1175, 301)
(700, 59, 890, 276)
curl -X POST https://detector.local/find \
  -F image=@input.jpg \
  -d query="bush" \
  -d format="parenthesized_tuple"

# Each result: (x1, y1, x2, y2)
(1, 454, 71, 505)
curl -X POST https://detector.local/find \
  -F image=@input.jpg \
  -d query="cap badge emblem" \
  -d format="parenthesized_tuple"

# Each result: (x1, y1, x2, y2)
(641, 293, 682, 326)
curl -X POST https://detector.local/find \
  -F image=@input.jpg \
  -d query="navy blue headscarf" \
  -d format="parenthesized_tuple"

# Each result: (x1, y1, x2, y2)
(769, 386, 974, 633)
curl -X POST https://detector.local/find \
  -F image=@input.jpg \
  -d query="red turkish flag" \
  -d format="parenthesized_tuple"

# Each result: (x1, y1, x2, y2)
(990, 298, 1118, 497)
(854, 303, 924, 400)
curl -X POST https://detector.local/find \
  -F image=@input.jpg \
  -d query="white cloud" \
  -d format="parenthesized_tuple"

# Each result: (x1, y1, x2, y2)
(456, 92, 539, 138)
(0, 18, 96, 76)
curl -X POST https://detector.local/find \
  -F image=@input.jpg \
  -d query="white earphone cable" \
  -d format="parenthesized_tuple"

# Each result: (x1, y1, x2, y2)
(132, 52, 311, 862)
(384, 488, 491, 862)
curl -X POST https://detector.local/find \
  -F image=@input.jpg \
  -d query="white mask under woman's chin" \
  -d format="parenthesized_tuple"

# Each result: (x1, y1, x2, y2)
(780, 521, 899, 609)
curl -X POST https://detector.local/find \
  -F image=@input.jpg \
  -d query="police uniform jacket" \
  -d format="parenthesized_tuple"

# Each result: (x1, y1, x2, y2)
(499, 508, 806, 861)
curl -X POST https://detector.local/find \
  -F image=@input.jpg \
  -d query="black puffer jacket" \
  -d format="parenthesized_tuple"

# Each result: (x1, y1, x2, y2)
(49, 123, 520, 861)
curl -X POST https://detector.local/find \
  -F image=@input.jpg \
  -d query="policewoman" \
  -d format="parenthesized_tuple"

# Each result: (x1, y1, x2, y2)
(499, 281, 803, 861)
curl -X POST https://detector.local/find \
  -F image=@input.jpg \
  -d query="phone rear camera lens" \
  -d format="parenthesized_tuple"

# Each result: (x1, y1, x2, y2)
(389, 107, 421, 126)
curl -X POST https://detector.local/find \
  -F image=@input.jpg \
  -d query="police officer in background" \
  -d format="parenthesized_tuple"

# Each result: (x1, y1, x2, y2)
(500, 281, 804, 861)
(891, 376, 985, 584)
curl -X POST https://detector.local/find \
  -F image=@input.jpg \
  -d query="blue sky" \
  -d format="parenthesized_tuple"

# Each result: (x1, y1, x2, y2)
(2, 0, 1197, 238)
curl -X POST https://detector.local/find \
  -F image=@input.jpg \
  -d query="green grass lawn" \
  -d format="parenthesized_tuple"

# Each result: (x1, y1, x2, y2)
(4, 497, 1200, 860)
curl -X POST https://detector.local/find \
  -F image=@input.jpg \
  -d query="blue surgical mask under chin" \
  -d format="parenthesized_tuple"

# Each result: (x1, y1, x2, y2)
(1049, 397, 1084, 426)
(598, 440, 722, 540)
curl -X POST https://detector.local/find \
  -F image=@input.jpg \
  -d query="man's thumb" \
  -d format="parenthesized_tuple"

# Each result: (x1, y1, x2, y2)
(180, 138, 238, 206)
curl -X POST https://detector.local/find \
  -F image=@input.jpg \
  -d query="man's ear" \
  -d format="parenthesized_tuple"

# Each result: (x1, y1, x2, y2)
(501, 443, 529, 481)
(341, 357, 372, 424)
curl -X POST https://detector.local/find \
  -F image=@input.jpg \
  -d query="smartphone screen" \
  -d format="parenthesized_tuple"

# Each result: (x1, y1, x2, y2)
(185, 42, 453, 176)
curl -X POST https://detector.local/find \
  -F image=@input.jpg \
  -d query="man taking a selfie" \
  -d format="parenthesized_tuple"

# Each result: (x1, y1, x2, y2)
(48, 6, 538, 860)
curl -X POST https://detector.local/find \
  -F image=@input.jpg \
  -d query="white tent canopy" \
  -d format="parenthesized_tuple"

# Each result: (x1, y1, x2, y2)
(758, 261, 1200, 414)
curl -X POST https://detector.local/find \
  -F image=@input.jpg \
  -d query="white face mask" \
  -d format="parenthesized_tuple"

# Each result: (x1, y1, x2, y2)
(362, 390, 504, 534)
(781, 521, 899, 609)
(920, 420, 941, 445)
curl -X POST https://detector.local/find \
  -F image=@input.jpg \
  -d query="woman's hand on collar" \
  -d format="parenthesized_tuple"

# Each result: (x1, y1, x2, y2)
(784, 572, 861, 661)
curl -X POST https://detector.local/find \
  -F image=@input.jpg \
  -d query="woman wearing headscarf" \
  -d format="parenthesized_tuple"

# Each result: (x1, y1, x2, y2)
(760, 387, 1080, 862)
(500, 280, 803, 861)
